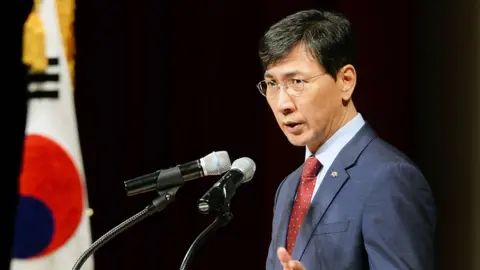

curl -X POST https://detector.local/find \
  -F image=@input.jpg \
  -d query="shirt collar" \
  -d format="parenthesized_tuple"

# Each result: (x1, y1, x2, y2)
(305, 113, 365, 168)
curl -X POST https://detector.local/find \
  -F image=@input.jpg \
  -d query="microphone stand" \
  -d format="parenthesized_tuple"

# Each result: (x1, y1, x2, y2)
(179, 199, 233, 270)
(72, 186, 181, 270)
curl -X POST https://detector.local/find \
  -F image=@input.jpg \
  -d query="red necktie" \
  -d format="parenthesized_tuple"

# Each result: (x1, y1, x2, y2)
(286, 156, 322, 254)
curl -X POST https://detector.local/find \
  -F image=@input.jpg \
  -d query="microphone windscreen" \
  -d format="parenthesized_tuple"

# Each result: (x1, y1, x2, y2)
(201, 151, 231, 176)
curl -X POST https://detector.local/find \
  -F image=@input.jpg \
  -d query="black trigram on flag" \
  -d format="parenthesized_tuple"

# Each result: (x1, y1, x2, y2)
(27, 58, 60, 99)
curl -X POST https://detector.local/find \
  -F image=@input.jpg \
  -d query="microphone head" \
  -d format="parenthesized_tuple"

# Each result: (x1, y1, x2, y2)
(231, 157, 256, 184)
(200, 151, 231, 176)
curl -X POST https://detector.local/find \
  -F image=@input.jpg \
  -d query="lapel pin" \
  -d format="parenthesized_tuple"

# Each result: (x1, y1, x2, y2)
(331, 171, 338, 177)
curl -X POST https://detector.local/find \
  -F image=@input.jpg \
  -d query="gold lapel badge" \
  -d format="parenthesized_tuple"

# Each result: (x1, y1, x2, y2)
(331, 171, 338, 177)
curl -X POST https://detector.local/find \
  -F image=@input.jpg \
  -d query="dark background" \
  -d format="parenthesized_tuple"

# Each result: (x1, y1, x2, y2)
(3, 1, 32, 270)
(75, 0, 417, 269)
(5, 0, 479, 269)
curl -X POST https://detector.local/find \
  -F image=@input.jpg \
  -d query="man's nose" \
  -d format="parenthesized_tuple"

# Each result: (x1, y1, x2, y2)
(276, 87, 296, 115)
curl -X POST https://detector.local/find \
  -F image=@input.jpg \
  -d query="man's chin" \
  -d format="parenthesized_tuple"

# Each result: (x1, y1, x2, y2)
(285, 135, 308, 147)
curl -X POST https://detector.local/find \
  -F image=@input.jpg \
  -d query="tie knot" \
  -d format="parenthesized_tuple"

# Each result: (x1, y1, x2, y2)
(302, 156, 321, 178)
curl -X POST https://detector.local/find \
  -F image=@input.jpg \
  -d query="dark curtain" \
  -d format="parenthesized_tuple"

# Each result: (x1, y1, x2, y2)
(2, 1, 32, 270)
(74, 1, 418, 269)
(414, 0, 480, 268)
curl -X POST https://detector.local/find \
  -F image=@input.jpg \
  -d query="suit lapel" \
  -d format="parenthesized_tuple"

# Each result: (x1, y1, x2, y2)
(275, 166, 303, 252)
(291, 165, 349, 260)
(291, 123, 378, 261)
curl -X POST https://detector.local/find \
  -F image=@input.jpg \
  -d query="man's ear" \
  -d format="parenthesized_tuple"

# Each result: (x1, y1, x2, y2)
(337, 64, 357, 101)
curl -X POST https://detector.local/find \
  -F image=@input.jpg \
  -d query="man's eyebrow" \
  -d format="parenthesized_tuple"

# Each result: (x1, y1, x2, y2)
(264, 70, 303, 79)
(264, 72, 274, 78)
(284, 71, 302, 78)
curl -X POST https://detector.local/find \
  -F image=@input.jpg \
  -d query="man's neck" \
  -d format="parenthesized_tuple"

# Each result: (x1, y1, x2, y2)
(307, 104, 358, 153)
(306, 112, 364, 159)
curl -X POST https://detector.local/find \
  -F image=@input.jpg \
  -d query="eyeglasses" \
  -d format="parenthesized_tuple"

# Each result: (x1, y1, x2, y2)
(256, 73, 327, 98)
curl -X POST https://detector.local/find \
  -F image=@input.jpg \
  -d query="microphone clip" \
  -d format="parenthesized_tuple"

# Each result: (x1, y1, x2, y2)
(196, 183, 231, 216)
(196, 169, 243, 216)
(152, 185, 181, 211)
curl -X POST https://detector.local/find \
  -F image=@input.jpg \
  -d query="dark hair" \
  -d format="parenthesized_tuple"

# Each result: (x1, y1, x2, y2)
(258, 9, 356, 79)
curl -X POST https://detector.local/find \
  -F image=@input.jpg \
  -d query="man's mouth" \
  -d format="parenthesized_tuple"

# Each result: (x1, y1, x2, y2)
(284, 121, 303, 133)
(285, 122, 300, 128)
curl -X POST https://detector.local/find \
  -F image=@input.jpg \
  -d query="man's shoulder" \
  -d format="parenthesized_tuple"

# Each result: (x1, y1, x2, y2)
(355, 136, 427, 186)
(344, 122, 418, 170)
(343, 136, 434, 211)
(362, 136, 418, 168)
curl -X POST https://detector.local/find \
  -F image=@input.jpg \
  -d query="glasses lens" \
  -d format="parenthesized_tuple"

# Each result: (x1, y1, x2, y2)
(257, 81, 268, 96)
(288, 80, 303, 94)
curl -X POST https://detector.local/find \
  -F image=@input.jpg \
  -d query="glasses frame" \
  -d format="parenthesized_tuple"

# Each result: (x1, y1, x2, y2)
(256, 73, 327, 98)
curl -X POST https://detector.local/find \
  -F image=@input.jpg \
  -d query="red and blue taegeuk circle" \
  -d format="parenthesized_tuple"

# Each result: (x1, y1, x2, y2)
(13, 134, 84, 259)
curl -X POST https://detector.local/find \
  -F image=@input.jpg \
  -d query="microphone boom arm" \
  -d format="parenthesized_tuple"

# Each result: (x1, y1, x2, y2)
(72, 186, 181, 270)
(178, 157, 255, 270)
(179, 204, 233, 270)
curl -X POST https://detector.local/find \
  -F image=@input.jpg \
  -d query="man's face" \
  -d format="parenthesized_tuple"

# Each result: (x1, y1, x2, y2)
(264, 43, 352, 152)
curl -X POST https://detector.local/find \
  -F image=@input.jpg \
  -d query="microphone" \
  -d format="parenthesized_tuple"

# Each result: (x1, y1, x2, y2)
(124, 151, 231, 196)
(197, 157, 256, 214)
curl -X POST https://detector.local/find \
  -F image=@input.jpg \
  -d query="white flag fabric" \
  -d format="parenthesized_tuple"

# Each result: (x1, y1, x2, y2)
(11, 0, 94, 269)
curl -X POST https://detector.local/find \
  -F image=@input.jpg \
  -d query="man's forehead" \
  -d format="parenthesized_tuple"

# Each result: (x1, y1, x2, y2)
(264, 57, 310, 78)
(264, 48, 319, 78)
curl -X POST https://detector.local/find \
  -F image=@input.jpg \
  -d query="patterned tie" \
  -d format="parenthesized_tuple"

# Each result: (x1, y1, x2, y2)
(286, 156, 322, 254)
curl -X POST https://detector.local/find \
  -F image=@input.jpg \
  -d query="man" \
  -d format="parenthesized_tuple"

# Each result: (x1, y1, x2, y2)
(257, 9, 436, 270)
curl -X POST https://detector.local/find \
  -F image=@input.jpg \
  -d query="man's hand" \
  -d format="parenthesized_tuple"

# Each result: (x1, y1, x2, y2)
(277, 247, 306, 270)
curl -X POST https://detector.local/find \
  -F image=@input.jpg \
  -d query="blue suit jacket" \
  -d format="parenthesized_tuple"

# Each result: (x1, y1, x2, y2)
(266, 124, 436, 270)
